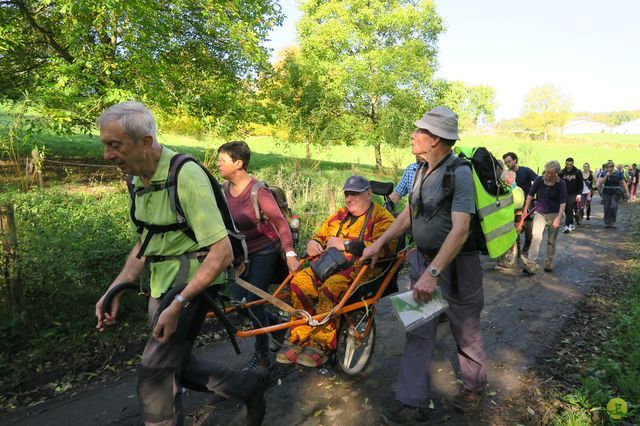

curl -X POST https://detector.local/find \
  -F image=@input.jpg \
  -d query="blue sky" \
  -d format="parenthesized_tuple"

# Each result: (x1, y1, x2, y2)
(266, 0, 640, 121)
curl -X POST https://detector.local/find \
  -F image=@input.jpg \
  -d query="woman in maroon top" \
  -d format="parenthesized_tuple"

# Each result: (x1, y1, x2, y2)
(217, 141, 300, 370)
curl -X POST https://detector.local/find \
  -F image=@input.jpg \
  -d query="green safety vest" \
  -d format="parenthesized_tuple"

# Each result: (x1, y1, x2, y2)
(455, 147, 517, 258)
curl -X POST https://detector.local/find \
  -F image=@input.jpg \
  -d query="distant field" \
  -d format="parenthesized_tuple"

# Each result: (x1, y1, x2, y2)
(2, 105, 640, 174)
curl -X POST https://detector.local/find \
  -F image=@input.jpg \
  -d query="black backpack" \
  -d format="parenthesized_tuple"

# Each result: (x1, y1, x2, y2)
(127, 153, 248, 267)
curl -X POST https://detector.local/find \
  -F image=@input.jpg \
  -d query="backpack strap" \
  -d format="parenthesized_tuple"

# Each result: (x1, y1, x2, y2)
(250, 181, 268, 223)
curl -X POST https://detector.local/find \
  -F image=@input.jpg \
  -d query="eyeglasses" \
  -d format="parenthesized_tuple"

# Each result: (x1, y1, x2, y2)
(216, 157, 236, 164)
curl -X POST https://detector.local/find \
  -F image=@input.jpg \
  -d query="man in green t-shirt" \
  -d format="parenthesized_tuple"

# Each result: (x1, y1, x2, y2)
(94, 102, 268, 426)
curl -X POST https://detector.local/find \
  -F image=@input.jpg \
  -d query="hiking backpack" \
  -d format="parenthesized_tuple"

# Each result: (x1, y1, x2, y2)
(126, 153, 248, 268)
(443, 147, 516, 258)
(249, 181, 299, 248)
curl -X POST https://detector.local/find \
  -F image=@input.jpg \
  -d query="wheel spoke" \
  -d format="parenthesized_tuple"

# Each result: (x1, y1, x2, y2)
(343, 336, 356, 368)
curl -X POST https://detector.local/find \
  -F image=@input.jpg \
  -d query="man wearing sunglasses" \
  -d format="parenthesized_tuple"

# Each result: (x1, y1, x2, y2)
(363, 106, 487, 424)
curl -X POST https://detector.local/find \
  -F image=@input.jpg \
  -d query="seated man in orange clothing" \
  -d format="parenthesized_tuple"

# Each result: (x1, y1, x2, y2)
(276, 175, 395, 367)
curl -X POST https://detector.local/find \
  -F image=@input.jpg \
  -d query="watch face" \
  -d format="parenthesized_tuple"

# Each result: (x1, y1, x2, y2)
(430, 267, 439, 277)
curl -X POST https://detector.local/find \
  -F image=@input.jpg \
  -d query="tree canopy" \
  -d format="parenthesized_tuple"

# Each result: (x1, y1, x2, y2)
(520, 84, 572, 140)
(292, 0, 445, 168)
(0, 0, 282, 132)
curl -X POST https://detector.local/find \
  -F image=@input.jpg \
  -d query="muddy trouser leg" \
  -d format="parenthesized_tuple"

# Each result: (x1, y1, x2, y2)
(395, 253, 486, 407)
(242, 252, 280, 354)
(602, 192, 613, 225)
(527, 213, 547, 263)
(545, 215, 560, 262)
(564, 195, 576, 226)
(610, 193, 620, 223)
(138, 290, 256, 425)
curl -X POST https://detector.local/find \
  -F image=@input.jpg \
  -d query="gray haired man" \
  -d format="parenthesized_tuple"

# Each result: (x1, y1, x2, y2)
(362, 106, 487, 425)
(95, 101, 269, 425)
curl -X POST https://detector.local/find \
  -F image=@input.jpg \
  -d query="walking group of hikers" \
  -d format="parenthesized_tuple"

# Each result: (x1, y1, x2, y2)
(92, 101, 632, 426)
(497, 154, 632, 275)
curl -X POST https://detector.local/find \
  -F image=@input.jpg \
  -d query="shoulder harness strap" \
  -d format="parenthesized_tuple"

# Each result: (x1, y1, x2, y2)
(250, 181, 268, 223)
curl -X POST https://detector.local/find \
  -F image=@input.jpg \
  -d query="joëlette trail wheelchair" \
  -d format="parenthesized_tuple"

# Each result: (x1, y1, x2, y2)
(101, 180, 407, 377)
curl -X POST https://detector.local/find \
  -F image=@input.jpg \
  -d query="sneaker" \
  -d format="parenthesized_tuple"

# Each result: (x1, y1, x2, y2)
(586, 217, 590, 221)
(245, 367, 270, 426)
(381, 400, 430, 426)
(562, 225, 570, 234)
(544, 258, 553, 273)
(275, 341, 303, 365)
(296, 346, 328, 368)
(452, 388, 485, 413)
(242, 352, 271, 371)
(611, 223, 617, 229)
(569, 224, 576, 231)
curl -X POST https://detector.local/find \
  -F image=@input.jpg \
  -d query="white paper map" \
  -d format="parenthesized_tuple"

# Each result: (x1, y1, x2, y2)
(390, 287, 449, 332)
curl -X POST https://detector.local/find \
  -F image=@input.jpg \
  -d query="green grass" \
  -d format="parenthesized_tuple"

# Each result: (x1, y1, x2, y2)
(550, 230, 640, 424)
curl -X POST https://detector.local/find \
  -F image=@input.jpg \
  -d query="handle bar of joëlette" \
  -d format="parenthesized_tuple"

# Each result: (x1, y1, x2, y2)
(100, 281, 241, 353)
(100, 282, 140, 320)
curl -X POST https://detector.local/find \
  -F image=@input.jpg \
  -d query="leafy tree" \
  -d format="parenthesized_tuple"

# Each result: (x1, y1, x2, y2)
(295, 0, 444, 169)
(260, 46, 349, 159)
(520, 84, 572, 140)
(0, 0, 282, 133)
(441, 81, 496, 130)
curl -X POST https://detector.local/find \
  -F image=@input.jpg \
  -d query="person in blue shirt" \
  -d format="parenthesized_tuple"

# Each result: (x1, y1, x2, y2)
(390, 157, 424, 206)
(597, 162, 630, 228)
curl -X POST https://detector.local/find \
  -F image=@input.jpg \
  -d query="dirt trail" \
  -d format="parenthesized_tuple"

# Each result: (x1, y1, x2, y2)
(3, 196, 635, 426)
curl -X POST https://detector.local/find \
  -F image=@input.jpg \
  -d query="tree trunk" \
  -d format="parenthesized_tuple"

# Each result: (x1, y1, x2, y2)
(1, 204, 22, 316)
(374, 141, 382, 170)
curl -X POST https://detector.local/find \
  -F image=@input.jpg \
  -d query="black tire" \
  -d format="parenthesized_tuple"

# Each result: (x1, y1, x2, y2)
(335, 310, 376, 377)
(501, 241, 519, 268)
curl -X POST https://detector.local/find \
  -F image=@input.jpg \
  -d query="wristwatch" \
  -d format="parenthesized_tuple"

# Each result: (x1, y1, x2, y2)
(285, 251, 297, 258)
(174, 294, 190, 309)
(428, 265, 440, 278)
(343, 240, 351, 251)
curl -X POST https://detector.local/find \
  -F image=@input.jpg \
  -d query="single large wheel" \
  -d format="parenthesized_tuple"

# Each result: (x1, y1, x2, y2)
(501, 241, 519, 268)
(335, 309, 376, 377)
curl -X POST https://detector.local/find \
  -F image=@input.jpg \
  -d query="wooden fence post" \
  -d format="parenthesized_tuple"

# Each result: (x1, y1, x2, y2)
(0, 204, 21, 315)
(32, 147, 44, 188)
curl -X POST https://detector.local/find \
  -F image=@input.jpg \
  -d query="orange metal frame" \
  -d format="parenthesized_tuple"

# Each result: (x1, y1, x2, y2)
(210, 249, 408, 338)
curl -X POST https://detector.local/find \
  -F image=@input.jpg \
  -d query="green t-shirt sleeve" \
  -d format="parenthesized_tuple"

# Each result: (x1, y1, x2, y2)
(177, 162, 228, 248)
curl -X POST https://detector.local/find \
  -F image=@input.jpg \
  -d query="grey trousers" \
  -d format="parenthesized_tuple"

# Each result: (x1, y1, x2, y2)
(396, 251, 487, 407)
(138, 290, 257, 425)
(602, 191, 620, 225)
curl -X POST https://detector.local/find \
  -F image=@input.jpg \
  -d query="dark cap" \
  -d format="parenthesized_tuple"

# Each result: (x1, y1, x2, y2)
(342, 175, 371, 192)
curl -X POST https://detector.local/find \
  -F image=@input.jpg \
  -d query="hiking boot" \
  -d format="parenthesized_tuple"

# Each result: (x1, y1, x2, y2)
(544, 258, 553, 273)
(245, 367, 270, 426)
(242, 352, 271, 371)
(522, 260, 537, 275)
(381, 400, 430, 425)
(452, 388, 486, 413)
